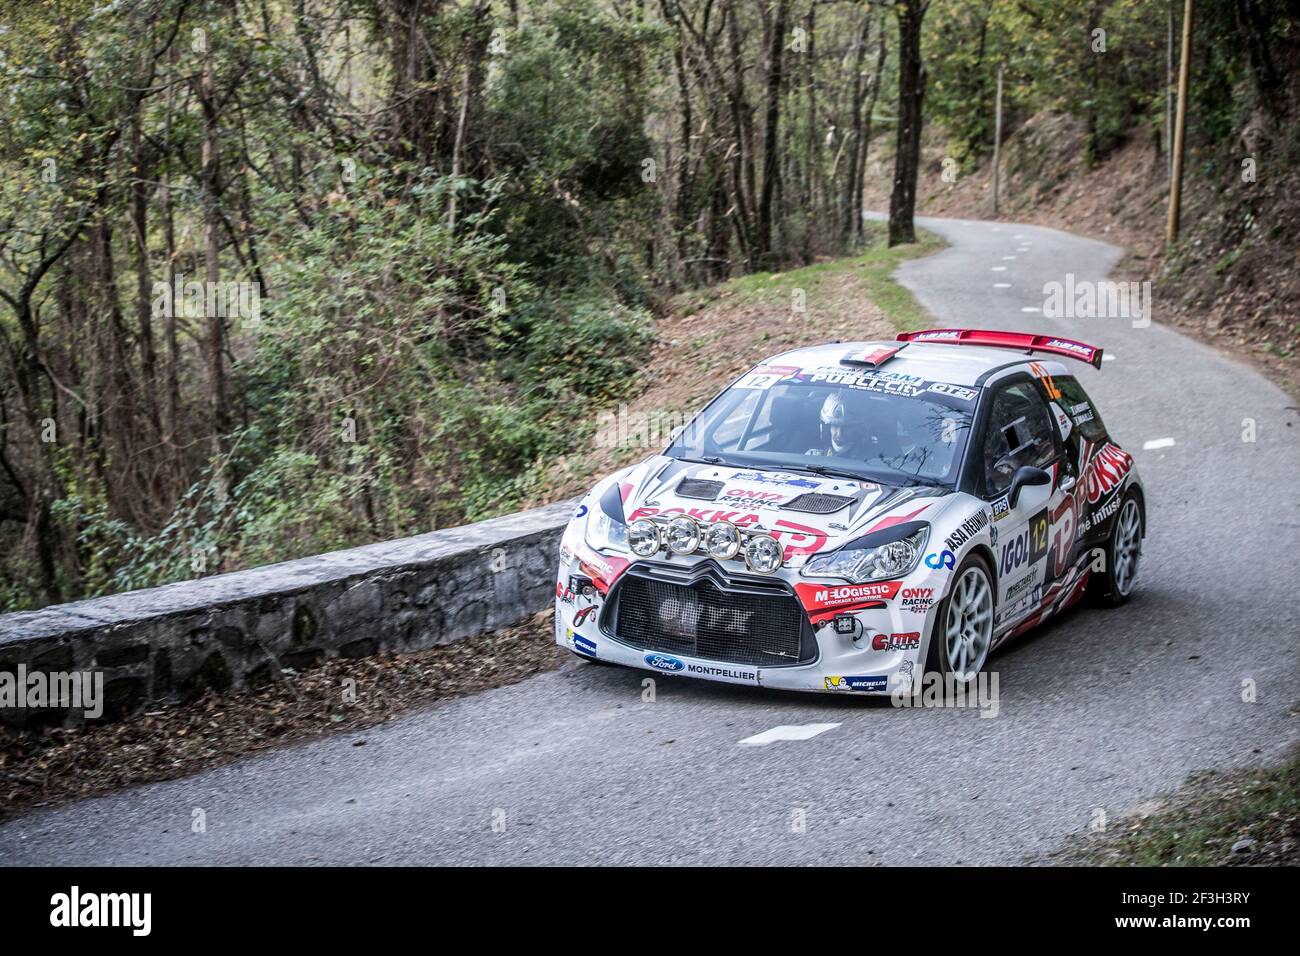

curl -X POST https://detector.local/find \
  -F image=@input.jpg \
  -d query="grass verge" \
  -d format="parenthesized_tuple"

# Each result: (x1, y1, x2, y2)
(703, 221, 944, 330)
(1060, 748, 1300, 866)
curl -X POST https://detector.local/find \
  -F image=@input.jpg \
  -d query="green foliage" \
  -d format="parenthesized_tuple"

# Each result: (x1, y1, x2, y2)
(924, 0, 1280, 166)
(485, 1, 667, 292)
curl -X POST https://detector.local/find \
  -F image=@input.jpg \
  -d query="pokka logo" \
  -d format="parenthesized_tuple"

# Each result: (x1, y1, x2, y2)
(1083, 443, 1133, 504)
(1041, 273, 1150, 328)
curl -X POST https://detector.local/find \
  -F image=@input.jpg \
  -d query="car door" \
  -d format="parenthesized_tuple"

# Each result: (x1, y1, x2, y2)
(978, 377, 1069, 629)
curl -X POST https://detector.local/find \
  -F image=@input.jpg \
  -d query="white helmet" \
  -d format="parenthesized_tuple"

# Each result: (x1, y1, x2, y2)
(819, 392, 852, 453)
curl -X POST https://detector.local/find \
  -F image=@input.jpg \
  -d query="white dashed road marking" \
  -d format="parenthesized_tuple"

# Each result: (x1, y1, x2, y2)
(738, 723, 841, 747)
(1021, 307, 1041, 313)
(1143, 437, 1177, 450)
(1103, 353, 1116, 362)
(992, 266, 1007, 272)
(1002, 255, 1017, 260)
(993, 283, 1012, 288)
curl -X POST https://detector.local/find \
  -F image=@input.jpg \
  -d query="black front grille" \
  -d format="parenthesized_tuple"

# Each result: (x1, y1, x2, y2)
(782, 492, 855, 513)
(607, 566, 813, 667)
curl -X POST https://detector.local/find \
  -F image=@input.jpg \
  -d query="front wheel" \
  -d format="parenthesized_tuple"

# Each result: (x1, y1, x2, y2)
(927, 554, 996, 684)
(1088, 492, 1143, 607)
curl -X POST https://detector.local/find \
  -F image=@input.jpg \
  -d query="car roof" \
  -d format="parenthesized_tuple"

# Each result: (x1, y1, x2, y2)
(760, 340, 1067, 387)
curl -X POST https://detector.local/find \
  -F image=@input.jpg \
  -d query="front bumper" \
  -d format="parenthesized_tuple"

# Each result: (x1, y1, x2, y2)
(555, 556, 938, 695)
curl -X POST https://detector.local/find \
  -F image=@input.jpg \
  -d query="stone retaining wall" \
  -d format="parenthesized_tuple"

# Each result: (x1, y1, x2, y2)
(0, 500, 574, 727)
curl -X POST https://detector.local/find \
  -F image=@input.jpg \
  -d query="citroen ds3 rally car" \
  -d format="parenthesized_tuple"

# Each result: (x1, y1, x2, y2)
(555, 329, 1145, 695)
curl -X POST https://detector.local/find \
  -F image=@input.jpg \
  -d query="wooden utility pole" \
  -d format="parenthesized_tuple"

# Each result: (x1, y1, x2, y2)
(1166, 1, 1174, 182)
(1166, 0, 1193, 244)
(992, 64, 1004, 217)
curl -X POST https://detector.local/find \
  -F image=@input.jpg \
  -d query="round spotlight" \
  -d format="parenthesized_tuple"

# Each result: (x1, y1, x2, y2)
(703, 521, 741, 560)
(628, 518, 661, 557)
(744, 533, 783, 574)
(665, 516, 701, 555)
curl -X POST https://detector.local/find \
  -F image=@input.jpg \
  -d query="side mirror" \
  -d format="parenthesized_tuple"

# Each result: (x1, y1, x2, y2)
(1008, 465, 1051, 509)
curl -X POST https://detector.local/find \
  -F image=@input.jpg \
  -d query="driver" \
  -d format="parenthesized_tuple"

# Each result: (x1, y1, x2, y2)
(808, 391, 869, 458)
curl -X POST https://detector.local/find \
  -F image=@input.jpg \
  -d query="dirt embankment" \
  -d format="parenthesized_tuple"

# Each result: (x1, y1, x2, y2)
(523, 225, 944, 506)
(862, 108, 1300, 400)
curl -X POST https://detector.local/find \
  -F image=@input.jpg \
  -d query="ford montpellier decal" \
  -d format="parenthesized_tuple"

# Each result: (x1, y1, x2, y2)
(644, 653, 685, 672)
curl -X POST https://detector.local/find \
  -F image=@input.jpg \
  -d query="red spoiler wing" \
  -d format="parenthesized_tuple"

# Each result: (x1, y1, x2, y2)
(894, 328, 1104, 369)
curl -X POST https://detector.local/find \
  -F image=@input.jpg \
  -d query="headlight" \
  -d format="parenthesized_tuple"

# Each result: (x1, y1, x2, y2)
(744, 533, 783, 574)
(665, 516, 701, 554)
(801, 526, 928, 583)
(584, 508, 628, 552)
(628, 518, 661, 557)
(703, 521, 741, 560)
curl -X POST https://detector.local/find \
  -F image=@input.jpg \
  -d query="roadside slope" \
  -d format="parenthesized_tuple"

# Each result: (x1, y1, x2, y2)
(524, 223, 943, 506)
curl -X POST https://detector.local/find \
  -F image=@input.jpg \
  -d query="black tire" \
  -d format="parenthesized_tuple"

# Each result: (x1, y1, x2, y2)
(1088, 490, 1143, 608)
(925, 552, 996, 686)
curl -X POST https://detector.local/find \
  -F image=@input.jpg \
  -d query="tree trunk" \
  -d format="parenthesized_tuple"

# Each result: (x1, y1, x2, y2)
(889, 0, 928, 247)
(199, 55, 230, 461)
(756, 0, 789, 268)
(856, 27, 888, 241)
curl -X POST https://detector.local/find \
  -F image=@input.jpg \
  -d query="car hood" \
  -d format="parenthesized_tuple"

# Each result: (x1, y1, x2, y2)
(614, 456, 946, 562)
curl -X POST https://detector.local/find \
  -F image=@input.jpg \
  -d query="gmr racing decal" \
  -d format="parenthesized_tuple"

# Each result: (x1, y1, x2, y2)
(871, 632, 921, 651)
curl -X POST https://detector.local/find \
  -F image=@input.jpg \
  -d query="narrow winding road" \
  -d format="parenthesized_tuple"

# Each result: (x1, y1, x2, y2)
(3, 216, 1297, 866)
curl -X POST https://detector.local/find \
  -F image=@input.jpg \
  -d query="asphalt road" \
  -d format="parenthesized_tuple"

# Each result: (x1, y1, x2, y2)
(4, 216, 1298, 866)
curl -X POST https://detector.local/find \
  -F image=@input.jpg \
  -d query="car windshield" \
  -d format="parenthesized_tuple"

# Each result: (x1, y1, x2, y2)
(664, 365, 978, 487)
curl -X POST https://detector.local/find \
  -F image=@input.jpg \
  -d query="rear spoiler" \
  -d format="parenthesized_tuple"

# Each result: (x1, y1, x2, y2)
(895, 328, 1104, 369)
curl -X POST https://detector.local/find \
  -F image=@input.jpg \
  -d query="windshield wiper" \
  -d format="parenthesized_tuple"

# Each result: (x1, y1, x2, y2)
(791, 463, 876, 482)
(673, 455, 731, 467)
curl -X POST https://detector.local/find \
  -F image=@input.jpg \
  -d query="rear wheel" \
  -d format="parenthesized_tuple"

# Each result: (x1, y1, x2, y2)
(927, 554, 995, 684)
(1088, 492, 1143, 607)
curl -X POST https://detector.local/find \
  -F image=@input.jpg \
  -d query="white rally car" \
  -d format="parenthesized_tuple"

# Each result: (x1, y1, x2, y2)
(555, 329, 1145, 694)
